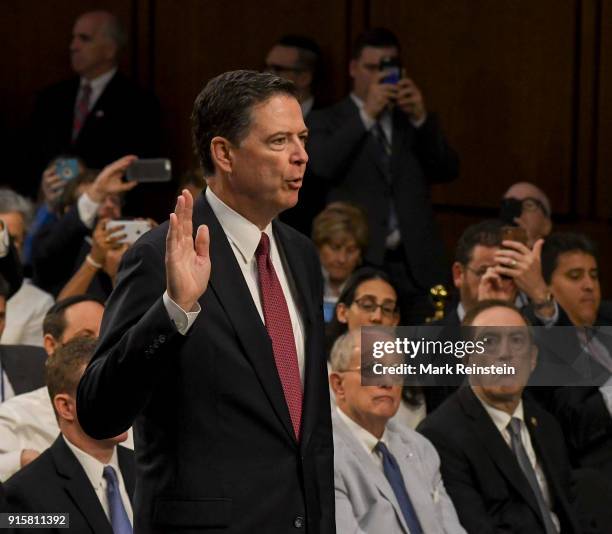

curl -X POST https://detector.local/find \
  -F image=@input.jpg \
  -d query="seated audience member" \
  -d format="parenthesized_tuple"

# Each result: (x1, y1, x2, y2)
(312, 202, 368, 322)
(5, 336, 135, 533)
(32, 156, 137, 296)
(330, 330, 466, 533)
(0, 274, 47, 403)
(502, 182, 553, 247)
(0, 295, 134, 481)
(0, 189, 54, 346)
(535, 232, 612, 477)
(445, 219, 557, 327)
(419, 300, 584, 534)
(327, 267, 426, 428)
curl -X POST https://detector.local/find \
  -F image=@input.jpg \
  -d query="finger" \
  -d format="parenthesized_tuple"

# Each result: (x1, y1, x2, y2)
(495, 249, 523, 262)
(106, 224, 125, 235)
(194, 224, 210, 259)
(115, 180, 139, 193)
(500, 240, 530, 254)
(181, 189, 194, 238)
(532, 239, 544, 260)
(167, 212, 178, 252)
(173, 195, 185, 240)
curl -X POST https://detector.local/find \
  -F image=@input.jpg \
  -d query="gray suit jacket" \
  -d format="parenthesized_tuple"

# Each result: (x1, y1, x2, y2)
(332, 409, 465, 534)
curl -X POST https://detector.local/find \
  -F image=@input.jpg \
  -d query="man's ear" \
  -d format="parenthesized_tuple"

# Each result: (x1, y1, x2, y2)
(43, 334, 58, 357)
(336, 303, 349, 324)
(329, 372, 344, 400)
(53, 394, 76, 423)
(210, 137, 233, 174)
(452, 262, 464, 290)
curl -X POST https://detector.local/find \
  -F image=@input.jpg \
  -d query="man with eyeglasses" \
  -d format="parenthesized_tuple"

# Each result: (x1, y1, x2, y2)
(502, 182, 553, 247)
(329, 329, 466, 533)
(419, 300, 583, 534)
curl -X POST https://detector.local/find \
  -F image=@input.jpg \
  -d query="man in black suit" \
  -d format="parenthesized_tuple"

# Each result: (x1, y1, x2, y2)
(28, 11, 161, 205)
(5, 336, 134, 533)
(307, 27, 459, 322)
(77, 70, 334, 533)
(419, 300, 584, 533)
(0, 345, 46, 402)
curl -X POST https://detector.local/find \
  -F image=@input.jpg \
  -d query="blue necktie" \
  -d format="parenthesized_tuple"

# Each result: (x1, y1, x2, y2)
(103, 465, 132, 534)
(375, 441, 423, 534)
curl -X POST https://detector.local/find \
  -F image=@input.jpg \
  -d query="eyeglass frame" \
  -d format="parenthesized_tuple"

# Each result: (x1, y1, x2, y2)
(352, 296, 398, 317)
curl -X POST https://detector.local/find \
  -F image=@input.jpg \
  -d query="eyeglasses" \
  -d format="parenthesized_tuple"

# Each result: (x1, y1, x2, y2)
(353, 297, 397, 317)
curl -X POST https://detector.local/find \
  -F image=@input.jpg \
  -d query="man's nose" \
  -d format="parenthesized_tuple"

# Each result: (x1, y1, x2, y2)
(292, 139, 308, 164)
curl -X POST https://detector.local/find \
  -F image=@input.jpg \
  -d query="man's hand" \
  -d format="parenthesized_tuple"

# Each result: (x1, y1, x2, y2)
(166, 190, 210, 312)
(41, 166, 65, 210)
(363, 71, 398, 120)
(90, 218, 126, 266)
(494, 239, 549, 303)
(396, 78, 426, 122)
(104, 243, 129, 283)
(20, 448, 40, 467)
(478, 266, 517, 302)
(89, 155, 138, 203)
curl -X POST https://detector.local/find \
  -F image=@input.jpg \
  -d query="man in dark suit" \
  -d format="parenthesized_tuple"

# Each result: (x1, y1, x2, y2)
(28, 11, 161, 208)
(307, 28, 459, 322)
(419, 300, 584, 533)
(5, 337, 135, 533)
(77, 70, 334, 533)
(0, 345, 46, 402)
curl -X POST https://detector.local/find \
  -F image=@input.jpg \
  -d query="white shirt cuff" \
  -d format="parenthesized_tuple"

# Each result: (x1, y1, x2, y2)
(162, 291, 200, 335)
(410, 112, 427, 129)
(359, 109, 376, 131)
(534, 301, 559, 327)
(77, 192, 100, 229)
(599, 376, 612, 418)
(0, 225, 9, 257)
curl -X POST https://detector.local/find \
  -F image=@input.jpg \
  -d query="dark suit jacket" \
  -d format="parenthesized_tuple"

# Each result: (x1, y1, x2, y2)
(30, 71, 160, 182)
(4, 436, 134, 534)
(307, 98, 459, 290)
(418, 387, 582, 533)
(0, 345, 46, 398)
(77, 195, 335, 533)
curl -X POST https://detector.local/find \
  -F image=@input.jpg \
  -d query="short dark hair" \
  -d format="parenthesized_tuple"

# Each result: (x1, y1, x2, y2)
(541, 232, 598, 284)
(192, 70, 298, 176)
(43, 295, 105, 340)
(46, 336, 97, 410)
(455, 219, 505, 265)
(352, 27, 400, 59)
(462, 299, 527, 327)
(277, 34, 321, 73)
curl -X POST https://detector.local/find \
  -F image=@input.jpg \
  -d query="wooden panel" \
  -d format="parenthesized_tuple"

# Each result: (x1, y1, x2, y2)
(152, 0, 350, 177)
(370, 0, 578, 213)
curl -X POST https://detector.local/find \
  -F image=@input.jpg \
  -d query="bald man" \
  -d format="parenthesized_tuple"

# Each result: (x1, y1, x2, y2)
(29, 10, 161, 197)
(502, 182, 552, 247)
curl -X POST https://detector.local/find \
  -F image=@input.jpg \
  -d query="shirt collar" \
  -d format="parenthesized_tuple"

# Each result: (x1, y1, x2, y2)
(457, 302, 466, 322)
(205, 187, 272, 263)
(336, 406, 389, 455)
(80, 67, 116, 93)
(62, 434, 120, 491)
(472, 386, 525, 433)
(350, 92, 365, 110)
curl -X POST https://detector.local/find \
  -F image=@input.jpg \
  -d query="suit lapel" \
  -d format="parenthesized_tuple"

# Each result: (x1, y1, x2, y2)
(193, 197, 297, 445)
(0, 348, 26, 395)
(458, 387, 544, 519)
(333, 411, 410, 534)
(50, 437, 113, 534)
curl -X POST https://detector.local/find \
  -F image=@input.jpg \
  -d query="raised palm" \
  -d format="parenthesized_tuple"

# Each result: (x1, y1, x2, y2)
(165, 190, 210, 311)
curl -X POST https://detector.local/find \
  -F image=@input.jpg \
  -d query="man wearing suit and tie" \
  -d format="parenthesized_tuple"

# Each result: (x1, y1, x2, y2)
(329, 330, 465, 533)
(418, 300, 584, 533)
(5, 337, 135, 533)
(77, 70, 334, 533)
(28, 11, 160, 200)
(307, 28, 459, 323)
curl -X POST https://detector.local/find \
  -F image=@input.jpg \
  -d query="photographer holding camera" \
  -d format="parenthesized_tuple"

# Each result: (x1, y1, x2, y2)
(308, 28, 459, 324)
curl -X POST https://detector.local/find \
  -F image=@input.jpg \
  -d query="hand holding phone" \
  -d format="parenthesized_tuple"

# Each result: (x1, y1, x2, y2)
(106, 219, 153, 245)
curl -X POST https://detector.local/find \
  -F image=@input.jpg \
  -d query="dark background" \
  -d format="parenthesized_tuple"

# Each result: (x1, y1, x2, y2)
(2, 0, 610, 294)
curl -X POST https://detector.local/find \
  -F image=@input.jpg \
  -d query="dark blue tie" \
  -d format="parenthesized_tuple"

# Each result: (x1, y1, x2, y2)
(375, 441, 423, 534)
(103, 465, 132, 534)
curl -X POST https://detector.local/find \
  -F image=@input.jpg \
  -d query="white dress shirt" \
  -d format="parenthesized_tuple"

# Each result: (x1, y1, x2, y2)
(336, 407, 390, 471)
(63, 435, 133, 525)
(77, 68, 117, 112)
(0, 386, 134, 482)
(164, 188, 306, 382)
(473, 390, 560, 531)
(0, 370, 15, 403)
(1, 280, 54, 347)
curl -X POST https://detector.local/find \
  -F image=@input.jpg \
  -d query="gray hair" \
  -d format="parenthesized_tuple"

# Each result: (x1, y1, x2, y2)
(0, 188, 34, 230)
(102, 13, 127, 51)
(330, 331, 359, 372)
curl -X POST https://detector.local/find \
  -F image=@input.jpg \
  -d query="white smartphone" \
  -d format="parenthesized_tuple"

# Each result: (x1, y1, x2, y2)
(106, 220, 153, 245)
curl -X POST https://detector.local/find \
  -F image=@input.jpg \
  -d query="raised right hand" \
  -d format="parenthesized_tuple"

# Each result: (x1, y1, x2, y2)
(166, 190, 210, 311)
(363, 71, 398, 120)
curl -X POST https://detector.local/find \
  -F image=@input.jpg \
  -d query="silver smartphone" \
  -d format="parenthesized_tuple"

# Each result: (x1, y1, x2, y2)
(126, 159, 172, 182)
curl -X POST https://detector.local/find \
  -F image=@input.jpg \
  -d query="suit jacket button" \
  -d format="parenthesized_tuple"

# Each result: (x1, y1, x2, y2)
(158, 335, 166, 343)
(293, 516, 304, 529)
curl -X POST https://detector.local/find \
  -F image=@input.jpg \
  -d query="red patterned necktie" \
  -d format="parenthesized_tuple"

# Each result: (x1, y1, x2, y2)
(255, 232, 303, 440)
(72, 83, 92, 142)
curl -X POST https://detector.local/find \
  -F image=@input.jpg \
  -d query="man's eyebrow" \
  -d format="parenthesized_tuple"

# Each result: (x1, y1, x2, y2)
(266, 129, 309, 139)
